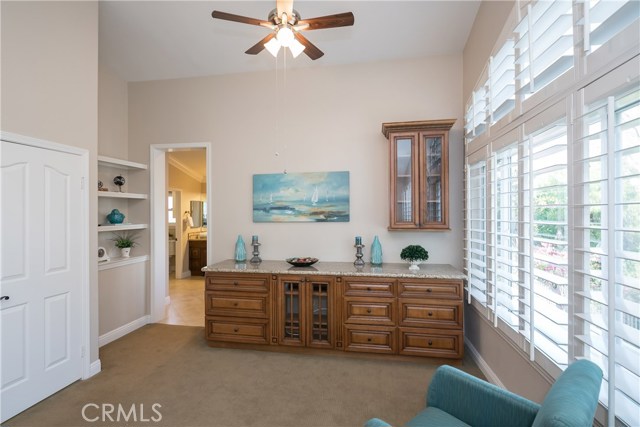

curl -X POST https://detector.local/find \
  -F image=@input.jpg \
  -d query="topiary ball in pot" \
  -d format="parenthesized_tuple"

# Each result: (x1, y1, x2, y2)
(400, 245, 429, 271)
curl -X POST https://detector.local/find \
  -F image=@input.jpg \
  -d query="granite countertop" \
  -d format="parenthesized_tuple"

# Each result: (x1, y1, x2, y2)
(202, 259, 466, 280)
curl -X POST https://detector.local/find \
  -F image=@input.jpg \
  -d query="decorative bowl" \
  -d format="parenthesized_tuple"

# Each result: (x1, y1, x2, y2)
(286, 257, 319, 267)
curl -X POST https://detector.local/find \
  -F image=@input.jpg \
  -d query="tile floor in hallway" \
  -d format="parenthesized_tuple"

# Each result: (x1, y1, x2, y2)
(158, 274, 204, 327)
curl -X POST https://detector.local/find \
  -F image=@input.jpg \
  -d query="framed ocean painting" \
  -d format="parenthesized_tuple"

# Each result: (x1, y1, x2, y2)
(253, 171, 350, 222)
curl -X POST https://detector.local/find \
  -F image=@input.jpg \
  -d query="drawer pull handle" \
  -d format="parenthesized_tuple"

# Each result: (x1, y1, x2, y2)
(233, 328, 239, 333)
(366, 308, 372, 314)
(428, 312, 433, 316)
(367, 287, 372, 291)
(233, 281, 238, 286)
(428, 340, 433, 346)
(426, 288, 432, 293)
(233, 302, 238, 307)
(367, 338, 372, 342)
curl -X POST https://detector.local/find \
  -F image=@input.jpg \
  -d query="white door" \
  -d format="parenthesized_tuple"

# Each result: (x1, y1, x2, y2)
(1, 140, 83, 422)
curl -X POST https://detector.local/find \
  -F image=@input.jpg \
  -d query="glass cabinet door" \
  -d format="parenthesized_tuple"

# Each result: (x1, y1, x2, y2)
(279, 278, 305, 346)
(307, 279, 333, 348)
(391, 134, 418, 228)
(421, 134, 446, 226)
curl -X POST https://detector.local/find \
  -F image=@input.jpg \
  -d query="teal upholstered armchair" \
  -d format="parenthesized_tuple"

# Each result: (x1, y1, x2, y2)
(365, 359, 603, 427)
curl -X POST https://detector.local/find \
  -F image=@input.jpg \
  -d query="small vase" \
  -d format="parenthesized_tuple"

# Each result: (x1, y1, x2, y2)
(106, 209, 125, 224)
(234, 235, 246, 262)
(408, 260, 423, 271)
(370, 235, 383, 266)
(121, 247, 131, 258)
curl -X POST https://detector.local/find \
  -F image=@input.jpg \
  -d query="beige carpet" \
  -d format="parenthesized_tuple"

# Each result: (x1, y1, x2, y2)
(5, 324, 485, 427)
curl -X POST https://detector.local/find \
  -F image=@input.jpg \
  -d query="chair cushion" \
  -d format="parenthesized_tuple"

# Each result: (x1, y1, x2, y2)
(532, 359, 603, 427)
(406, 407, 472, 427)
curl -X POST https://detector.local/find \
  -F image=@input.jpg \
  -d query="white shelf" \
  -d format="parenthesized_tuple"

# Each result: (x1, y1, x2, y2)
(98, 155, 147, 170)
(98, 224, 148, 232)
(98, 191, 148, 200)
(98, 255, 149, 271)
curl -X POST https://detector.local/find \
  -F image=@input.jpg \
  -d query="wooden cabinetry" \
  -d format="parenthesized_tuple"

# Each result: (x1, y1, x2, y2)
(205, 268, 464, 360)
(205, 273, 270, 345)
(382, 120, 455, 230)
(276, 275, 336, 349)
(189, 240, 207, 276)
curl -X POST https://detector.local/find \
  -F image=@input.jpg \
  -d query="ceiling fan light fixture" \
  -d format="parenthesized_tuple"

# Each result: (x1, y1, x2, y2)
(264, 37, 281, 57)
(289, 38, 305, 58)
(276, 26, 294, 47)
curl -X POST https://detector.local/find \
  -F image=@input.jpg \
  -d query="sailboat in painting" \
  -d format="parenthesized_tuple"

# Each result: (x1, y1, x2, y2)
(311, 187, 319, 206)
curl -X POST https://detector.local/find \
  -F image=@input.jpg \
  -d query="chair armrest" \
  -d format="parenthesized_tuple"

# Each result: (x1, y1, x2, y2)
(427, 365, 540, 427)
(364, 418, 393, 427)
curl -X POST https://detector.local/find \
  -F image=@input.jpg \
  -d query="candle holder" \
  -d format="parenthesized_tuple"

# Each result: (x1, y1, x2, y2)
(250, 242, 262, 264)
(354, 244, 365, 268)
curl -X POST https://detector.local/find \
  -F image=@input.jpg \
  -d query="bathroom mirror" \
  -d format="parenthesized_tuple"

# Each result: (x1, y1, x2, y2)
(190, 200, 207, 228)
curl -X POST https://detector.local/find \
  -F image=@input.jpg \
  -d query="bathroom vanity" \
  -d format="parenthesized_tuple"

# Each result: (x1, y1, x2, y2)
(203, 260, 466, 360)
(189, 239, 207, 276)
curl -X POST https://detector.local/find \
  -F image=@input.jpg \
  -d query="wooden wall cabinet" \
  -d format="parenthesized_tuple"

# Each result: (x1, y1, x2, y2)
(382, 119, 455, 230)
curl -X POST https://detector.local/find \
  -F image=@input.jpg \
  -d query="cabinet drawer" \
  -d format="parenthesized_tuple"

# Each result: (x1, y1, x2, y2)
(206, 317, 268, 344)
(205, 292, 268, 318)
(399, 327, 463, 359)
(399, 299, 462, 329)
(343, 278, 395, 297)
(398, 279, 462, 299)
(344, 325, 396, 354)
(206, 274, 269, 293)
(344, 297, 395, 326)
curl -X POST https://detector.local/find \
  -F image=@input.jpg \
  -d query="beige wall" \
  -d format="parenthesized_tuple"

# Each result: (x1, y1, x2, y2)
(462, 0, 515, 104)
(462, 0, 554, 403)
(129, 56, 465, 268)
(1, 1, 100, 363)
(99, 63, 128, 157)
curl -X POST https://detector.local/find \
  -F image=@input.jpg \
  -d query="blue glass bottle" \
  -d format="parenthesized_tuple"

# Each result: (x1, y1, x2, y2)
(234, 235, 246, 262)
(371, 235, 383, 266)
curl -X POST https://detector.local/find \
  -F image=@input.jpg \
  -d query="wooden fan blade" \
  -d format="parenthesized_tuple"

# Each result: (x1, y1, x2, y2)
(245, 32, 276, 55)
(211, 10, 273, 28)
(276, 0, 293, 22)
(296, 12, 354, 31)
(293, 32, 324, 60)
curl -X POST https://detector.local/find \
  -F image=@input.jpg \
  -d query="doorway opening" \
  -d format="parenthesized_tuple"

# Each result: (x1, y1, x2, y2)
(149, 143, 212, 325)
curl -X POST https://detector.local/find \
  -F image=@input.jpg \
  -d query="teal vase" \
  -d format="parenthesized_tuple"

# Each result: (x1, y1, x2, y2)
(234, 235, 246, 262)
(371, 235, 383, 265)
(106, 209, 125, 224)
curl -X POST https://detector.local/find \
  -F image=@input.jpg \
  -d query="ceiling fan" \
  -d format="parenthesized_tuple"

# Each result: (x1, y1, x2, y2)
(211, 0, 354, 60)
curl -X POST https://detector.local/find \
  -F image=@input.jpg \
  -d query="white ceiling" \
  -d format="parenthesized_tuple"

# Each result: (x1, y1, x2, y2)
(99, 1, 481, 82)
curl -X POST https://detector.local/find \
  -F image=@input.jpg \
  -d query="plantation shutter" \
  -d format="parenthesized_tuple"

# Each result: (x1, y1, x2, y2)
(581, 0, 640, 54)
(521, 102, 569, 365)
(466, 154, 489, 306)
(489, 39, 516, 124)
(578, 63, 640, 426)
(515, 1, 573, 97)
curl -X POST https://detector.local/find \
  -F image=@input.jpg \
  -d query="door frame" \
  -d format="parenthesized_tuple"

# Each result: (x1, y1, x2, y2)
(0, 131, 92, 379)
(149, 143, 212, 322)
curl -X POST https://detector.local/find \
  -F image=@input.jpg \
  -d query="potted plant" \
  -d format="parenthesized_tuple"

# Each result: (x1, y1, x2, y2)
(112, 232, 138, 258)
(400, 245, 429, 271)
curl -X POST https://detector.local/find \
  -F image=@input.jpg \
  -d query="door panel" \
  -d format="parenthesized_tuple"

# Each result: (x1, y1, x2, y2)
(1, 162, 28, 281)
(44, 166, 70, 274)
(1, 140, 83, 422)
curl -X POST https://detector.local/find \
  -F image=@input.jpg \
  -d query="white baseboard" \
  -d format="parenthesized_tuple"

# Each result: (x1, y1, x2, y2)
(465, 338, 505, 389)
(88, 359, 102, 378)
(99, 315, 150, 348)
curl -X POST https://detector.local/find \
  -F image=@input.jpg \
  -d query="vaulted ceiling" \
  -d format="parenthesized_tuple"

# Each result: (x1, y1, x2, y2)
(99, 1, 481, 82)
